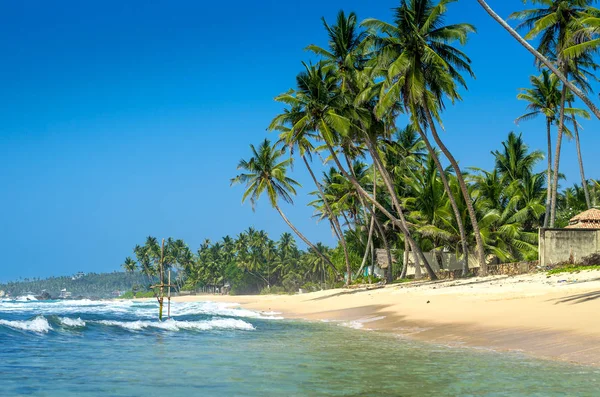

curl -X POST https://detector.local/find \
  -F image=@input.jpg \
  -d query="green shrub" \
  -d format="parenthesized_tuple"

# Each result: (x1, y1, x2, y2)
(260, 286, 288, 295)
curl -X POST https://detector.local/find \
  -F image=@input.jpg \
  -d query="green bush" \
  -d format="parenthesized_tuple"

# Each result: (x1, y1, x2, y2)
(301, 282, 320, 292)
(352, 275, 383, 285)
(260, 286, 288, 295)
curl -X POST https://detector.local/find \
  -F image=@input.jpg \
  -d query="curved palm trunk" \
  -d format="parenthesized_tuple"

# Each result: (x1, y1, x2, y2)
(424, 106, 487, 275)
(416, 122, 470, 276)
(274, 205, 340, 278)
(360, 139, 437, 279)
(569, 101, 592, 209)
(357, 169, 377, 276)
(544, 118, 553, 228)
(550, 84, 568, 227)
(474, 0, 600, 120)
(324, 142, 435, 279)
(302, 155, 352, 285)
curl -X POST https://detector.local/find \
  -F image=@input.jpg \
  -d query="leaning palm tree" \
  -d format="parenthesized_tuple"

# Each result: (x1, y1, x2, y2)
(231, 139, 340, 279)
(363, 0, 486, 274)
(270, 105, 352, 283)
(275, 62, 436, 279)
(474, 0, 600, 119)
(510, 0, 596, 226)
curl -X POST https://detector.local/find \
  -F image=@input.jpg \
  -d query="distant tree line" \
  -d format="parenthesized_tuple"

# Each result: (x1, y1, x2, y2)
(0, 272, 152, 299)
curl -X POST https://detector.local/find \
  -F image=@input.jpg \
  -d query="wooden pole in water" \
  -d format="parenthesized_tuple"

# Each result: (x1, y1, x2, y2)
(168, 270, 171, 319)
(159, 239, 165, 321)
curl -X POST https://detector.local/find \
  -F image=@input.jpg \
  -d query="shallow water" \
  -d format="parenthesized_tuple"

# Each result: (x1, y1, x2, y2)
(0, 299, 598, 396)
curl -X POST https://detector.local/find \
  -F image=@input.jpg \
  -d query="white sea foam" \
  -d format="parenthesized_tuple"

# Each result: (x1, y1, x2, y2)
(0, 299, 279, 323)
(96, 318, 255, 332)
(170, 301, 284, 320)
(340, 316, 386, 330)
(0, 316, 52, 333)
(59, 317, 86, 327)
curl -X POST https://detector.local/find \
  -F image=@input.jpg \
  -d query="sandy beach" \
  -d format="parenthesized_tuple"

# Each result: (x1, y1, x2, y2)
(170, 270, 600, 366)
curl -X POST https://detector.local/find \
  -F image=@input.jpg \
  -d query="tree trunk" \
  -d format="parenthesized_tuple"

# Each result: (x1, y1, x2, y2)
(360, 139, 438, 279)
(274, 205, 340, 277)
(302, 155, 352, 285)
(357, 168, 377, 276)
(474, 0, 600, 120)
(415, 121, 470, 276)
(373, 212, 393, 282)
(324, 142, 436, 279)
(424, 105, 488, 275)
(400, 238, 409, 279)
(544, 118, 552, 228)
(569, 101, 592, 209)
(550, 83, 567, 227)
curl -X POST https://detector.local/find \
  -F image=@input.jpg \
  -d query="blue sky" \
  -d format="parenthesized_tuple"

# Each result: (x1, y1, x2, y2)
(1, 1, 599, 281)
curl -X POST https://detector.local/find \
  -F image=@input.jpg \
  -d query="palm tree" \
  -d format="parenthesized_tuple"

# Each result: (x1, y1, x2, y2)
(516, 70, 562, 226)
(363, 0, 486, 274)
(121, 257, 137, 273)
(231, 139, 340, 278)
(510, 0, 596, 226)
(474, 0, 600, 119)
(305, 10, 367, 93)
(270, 105, 352, 284)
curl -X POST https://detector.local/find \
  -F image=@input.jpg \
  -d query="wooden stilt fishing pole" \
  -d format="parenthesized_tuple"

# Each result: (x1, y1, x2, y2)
(150, 239, 176, 321)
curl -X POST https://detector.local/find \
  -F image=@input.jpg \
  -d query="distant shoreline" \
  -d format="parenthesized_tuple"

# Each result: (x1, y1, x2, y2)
(161, 271, 600, 367)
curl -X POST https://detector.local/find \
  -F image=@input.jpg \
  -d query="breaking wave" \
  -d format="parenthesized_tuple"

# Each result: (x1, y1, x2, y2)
(0, 316, 52, 333)
(96, 318, 255, 332)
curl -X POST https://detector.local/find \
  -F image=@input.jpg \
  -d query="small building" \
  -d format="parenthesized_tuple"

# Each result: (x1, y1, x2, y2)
(565, 208, 600, 229)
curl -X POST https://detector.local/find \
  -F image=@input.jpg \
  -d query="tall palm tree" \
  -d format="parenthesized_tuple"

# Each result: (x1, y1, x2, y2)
(516, 70, 562, 226)
(510, 0, 595, 226)
(474, 0, 600, 119)
(231, 139, 340, 278)
(363, 0, 486, 274)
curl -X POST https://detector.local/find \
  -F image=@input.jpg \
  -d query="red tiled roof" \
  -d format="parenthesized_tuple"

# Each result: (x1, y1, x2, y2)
(570, 208, 600, 222)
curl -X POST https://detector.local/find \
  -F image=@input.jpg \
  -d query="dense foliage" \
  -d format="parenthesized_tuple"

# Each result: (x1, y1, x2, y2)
(229, 0, 600, 283)
(0, 272, 152, 299)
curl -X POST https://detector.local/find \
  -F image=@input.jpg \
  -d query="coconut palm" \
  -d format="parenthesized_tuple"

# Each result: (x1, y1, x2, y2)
(516, 70, 562, 226)
(231, 139, 340, 278)
(121, 257, 137, 273)
(270, 105, 352, 283)
(363, 0, 485, 274)
(474, 0, 600, 119)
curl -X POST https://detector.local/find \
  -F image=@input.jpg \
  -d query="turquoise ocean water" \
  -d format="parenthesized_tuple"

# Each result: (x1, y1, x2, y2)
(0, 299, 598, 396)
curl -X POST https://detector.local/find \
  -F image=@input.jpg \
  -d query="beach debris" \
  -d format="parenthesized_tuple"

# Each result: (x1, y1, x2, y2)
(427, 300, 430, 304)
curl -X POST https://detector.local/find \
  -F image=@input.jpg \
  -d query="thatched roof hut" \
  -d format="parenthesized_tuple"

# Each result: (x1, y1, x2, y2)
(565, 208, 600, 229)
